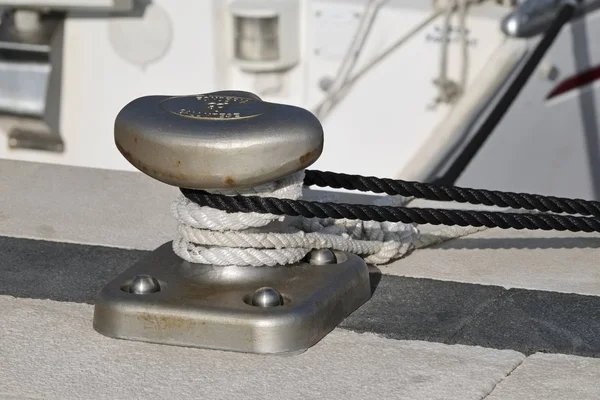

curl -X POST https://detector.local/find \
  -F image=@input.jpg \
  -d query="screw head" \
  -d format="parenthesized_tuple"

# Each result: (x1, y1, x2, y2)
(250, 287, 283, 307)
(129, 275, 161, 294)
(308, 248, 337, 265)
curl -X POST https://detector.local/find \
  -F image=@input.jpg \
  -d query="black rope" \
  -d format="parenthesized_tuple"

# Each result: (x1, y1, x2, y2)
(304, 169, 600, 218)
(181, 188, 600, 233)
(437, 3, 576, 185)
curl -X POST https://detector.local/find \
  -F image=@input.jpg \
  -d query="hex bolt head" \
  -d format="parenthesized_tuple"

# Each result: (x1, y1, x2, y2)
(250, 287, 283, 307)
(308, 248, 337, 265)
(129, 275, 161, 294)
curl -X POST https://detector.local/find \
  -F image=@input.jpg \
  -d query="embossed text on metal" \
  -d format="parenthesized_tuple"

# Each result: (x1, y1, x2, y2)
(160, 94, 266, 120)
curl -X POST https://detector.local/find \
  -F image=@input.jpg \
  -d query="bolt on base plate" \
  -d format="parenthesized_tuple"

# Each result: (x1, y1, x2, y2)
(93, 242, 371, 354)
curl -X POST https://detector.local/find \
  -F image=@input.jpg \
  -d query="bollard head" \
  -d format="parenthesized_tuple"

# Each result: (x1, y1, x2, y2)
(114, 90, 323, 189)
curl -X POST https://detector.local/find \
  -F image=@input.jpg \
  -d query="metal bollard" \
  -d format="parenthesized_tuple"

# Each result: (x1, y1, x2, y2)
(92, 91, 372, 354)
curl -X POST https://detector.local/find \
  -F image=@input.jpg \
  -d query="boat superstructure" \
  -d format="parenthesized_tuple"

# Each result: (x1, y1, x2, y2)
(1, 0, 599, 198)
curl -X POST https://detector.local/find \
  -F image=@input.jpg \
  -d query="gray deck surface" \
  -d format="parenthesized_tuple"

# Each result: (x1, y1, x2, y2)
(0, 295, 525, 400)
(2, 160, 600, 399)
(3, 235, 600, 357)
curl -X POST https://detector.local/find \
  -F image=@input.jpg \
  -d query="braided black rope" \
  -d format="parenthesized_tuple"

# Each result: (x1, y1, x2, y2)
(181, 189, 600, 233)
(304, 170, 600, 217)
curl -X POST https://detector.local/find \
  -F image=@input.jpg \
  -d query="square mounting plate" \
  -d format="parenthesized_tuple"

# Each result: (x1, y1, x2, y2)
(93, 242, 371, 354)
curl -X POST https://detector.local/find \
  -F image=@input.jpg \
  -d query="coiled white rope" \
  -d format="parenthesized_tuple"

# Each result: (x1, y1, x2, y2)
(172, 171, 425, 266)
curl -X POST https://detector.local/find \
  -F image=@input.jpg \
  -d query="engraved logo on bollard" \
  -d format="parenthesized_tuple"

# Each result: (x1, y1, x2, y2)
(160, 94, 266, 120)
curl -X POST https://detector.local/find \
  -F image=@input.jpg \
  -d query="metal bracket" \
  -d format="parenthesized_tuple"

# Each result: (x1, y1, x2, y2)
(93, 242, 371, 354)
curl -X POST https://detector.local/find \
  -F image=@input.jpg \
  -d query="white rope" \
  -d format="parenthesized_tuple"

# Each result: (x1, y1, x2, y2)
(431, 0, 477, 106)
(176, 221, 416, 265)
(171, 172, 304, 231)
(171, 170, 430, 266)
(413, 225, 487, 249)
(175, 239, 309, 266)
(172, 170, 486, 267)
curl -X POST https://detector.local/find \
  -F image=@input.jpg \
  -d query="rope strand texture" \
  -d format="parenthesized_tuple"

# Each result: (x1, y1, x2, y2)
(181, 189, 600, 233)
(304, 170, 600, 218)
(174, 171, 419, 266)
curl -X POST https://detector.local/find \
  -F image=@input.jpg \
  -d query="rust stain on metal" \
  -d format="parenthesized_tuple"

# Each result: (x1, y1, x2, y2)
(115, 142, 136, 169)
(299, 145, 322, 168)
(224, 175, 235, 186)
(116, 142, 187, 183)
(138, 312, 193, 331)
